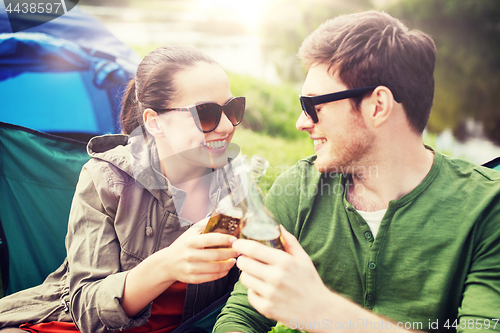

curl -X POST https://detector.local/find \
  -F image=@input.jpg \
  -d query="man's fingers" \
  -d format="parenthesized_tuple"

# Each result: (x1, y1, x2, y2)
(239, 270, 274, 298)
(232, 239, 288, 265)
(247, 288, 274, 320)
(279, 225, 310, 260)
(236, 253, 272, 277)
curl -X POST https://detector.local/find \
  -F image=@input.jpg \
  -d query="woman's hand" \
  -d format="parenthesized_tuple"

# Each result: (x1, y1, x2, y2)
(122, 217, 238, 317)
(156, 217, 238, 284)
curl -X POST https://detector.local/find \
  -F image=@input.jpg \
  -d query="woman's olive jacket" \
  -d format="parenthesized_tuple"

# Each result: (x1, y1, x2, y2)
(0, 133, 240, 332)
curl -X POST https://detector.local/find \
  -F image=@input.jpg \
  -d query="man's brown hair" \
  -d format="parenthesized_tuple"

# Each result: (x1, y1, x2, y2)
(298, 11, 436, 133)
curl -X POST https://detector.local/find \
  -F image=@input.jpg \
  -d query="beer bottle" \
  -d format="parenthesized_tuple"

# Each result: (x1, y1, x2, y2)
(203, 156, 248, 238)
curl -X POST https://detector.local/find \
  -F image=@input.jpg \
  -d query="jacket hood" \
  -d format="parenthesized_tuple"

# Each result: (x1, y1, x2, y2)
(87, 133, 161, 189)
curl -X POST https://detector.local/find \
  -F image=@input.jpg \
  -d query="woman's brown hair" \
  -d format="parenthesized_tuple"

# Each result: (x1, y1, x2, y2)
(121, 45, 217, 135)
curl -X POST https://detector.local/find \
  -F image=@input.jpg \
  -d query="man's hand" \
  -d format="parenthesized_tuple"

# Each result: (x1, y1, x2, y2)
(232, 225, 332, 325)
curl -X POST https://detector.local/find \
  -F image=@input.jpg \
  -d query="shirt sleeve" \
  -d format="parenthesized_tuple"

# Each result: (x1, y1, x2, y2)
(214, 160, 312, 333)
(66, 162, 151, 333)
(457, 193, 500, 333)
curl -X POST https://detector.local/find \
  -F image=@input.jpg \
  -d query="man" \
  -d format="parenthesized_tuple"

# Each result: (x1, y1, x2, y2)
(213, 10, 500, 333)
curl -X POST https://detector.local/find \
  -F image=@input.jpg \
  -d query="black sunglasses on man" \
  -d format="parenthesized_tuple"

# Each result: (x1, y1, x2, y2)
(299, 86, 379, 123)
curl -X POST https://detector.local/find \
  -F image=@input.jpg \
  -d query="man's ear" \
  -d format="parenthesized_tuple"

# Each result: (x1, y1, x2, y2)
(143, 108, 165, 138)
(368, 86, 395, 129)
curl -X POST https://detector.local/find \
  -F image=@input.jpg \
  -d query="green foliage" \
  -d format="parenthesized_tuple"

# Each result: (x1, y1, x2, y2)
(227, 72, 316, 193)
(254, 0, 500, 143)
(227, 72, 309, 141)
(231, 128, 315, 196)
(388, 0, 500, 143)
(258, 0, 374, 82)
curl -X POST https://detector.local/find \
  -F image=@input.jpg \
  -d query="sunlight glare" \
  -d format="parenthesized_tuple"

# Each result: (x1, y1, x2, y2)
(197, 0, 268, 34)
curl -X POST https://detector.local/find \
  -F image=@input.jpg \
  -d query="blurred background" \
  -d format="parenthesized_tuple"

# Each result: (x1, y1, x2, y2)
(3, 0, 500, 301)
(36, 0, 500, 191)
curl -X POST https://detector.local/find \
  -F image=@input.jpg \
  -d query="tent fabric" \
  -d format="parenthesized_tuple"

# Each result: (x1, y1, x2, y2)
(0, 4, 139, 138)
(483, 157, 500, 171)
(0, 3, 140, 74)
(0, 69, 116, 136)
(0, 122, 90, 295)
(0, 31, 132, 136)
(0, 32, 91, 80)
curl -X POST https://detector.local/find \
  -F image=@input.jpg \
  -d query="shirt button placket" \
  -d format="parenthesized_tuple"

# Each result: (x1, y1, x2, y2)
(366, 259, 377, 308)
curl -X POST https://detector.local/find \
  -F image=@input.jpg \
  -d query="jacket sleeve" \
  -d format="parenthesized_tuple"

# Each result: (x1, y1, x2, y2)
(66, 161, 151, 333)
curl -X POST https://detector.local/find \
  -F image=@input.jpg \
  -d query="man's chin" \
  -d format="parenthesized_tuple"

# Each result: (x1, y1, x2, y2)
(314, 155, 335, 174)
(313, 157, 355, 175)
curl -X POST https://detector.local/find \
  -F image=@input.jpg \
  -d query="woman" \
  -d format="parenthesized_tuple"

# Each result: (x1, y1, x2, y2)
(0, 45, 245, 333)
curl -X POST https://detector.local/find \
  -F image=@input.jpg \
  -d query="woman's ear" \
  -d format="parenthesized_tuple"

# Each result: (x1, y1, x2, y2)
(143, 108, 165, 138)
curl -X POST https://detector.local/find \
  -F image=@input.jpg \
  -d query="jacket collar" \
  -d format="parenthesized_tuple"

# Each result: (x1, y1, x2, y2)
(86, 131, 240, 220)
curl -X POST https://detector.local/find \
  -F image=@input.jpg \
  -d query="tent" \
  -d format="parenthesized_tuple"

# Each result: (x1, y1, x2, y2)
(0, 122, 90, 296)
(0, 4, 139, 295)
(0, 3, 140, 141)
(483, 157, 500, 171)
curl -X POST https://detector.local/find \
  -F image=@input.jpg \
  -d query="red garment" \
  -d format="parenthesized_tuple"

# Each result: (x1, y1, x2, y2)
(20, 282, 187, 333)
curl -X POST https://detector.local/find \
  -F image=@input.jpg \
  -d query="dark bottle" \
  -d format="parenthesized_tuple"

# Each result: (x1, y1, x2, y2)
(203, 156, 248, 237)
(203, 196, 244, 238)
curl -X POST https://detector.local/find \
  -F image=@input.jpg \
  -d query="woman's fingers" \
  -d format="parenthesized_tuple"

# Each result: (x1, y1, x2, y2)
(183, 246, 238, 263)
(183, 258, 236, 274)
(177, 258, 236, 284)
(186, 232, 238, 250)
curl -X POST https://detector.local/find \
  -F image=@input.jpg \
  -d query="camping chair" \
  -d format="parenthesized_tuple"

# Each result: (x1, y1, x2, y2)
(0, 122, 90, 296)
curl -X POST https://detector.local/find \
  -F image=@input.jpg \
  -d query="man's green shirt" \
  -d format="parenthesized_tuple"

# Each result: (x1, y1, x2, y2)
(214, 149, 500, 333)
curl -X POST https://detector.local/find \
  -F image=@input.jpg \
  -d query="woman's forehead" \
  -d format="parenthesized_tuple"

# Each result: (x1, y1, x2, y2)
(172, 62, 232, 107)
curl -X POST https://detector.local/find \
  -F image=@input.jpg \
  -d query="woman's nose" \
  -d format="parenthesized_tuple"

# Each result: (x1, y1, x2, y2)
(214, 112, 234, 133)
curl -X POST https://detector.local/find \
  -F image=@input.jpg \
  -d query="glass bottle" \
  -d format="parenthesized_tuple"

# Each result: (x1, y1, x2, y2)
(239, 155, 284, 250)
(203, 155, 284, 250)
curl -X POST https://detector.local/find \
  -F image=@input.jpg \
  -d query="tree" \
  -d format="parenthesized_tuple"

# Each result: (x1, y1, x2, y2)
(258, 0, 373, 83)
(389, 0, 500, 143)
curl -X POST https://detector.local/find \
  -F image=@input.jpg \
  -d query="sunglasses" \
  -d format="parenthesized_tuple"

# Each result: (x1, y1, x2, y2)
(299, 86, 377, 123)
(157, 97, 246, 133)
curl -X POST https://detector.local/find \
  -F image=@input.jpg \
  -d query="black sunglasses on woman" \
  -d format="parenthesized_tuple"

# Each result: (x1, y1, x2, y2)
(156, 97, 246, 133)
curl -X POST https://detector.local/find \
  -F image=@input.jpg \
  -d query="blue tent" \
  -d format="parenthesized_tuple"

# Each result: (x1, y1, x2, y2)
(0, 3, 140, 295)
(0, 3, 140, 140)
